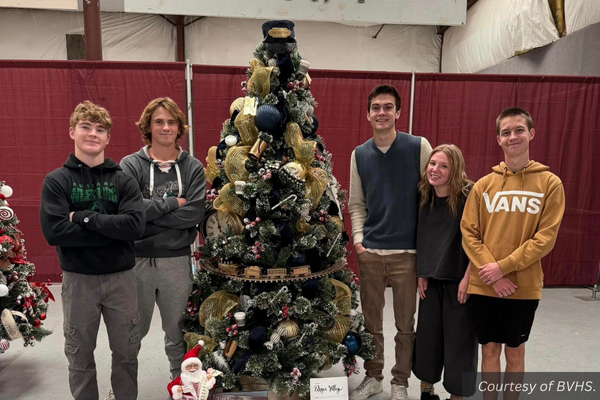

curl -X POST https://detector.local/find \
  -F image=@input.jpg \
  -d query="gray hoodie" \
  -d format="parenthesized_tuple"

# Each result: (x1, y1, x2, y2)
(120, 146, 205, 258)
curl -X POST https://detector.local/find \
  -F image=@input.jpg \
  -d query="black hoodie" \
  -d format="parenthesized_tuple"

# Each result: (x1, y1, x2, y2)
(40, 154, 145, 274)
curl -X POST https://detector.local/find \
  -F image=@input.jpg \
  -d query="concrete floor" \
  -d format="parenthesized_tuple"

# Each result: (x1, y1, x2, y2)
(0, 287, 598, 400)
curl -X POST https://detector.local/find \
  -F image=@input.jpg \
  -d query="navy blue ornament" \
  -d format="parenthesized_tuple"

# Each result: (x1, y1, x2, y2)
(255, 104, 282, 132)
(342, 332, 361, 356)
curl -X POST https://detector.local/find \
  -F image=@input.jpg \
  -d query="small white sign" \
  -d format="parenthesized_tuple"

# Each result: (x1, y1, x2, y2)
(310, 377, 349, 400)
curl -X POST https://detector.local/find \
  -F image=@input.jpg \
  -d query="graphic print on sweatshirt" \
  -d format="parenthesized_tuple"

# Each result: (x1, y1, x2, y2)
(70, 182, 118, 212)
(483, 190, 544, 215)
(142, 180, 182, 199)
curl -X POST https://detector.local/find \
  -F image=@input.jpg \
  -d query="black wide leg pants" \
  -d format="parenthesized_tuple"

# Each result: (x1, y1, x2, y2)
(412, 278, 478, 397)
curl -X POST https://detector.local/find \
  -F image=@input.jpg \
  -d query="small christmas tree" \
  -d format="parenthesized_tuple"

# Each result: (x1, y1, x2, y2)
(183, 21, 374, 397)
(0, 181, 53, 354)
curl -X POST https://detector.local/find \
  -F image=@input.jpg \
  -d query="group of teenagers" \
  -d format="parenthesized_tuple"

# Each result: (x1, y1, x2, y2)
(38, 83, 564, 400)
(348, 85, 565, 400)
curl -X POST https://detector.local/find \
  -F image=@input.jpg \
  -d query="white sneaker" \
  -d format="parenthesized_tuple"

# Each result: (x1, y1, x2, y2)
(350, 377, 384, 400)
(391, 384, 409, 400)
(103, 390, 116, 400)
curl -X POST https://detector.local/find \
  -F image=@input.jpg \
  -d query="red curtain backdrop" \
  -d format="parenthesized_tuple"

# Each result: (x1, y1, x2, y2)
(1, 61, 598, 286)
(413, 74, 600, 285)
(0, 61, 186, 281)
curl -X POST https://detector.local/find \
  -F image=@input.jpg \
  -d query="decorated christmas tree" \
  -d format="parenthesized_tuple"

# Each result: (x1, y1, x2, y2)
(183, 21, 374, 397)
(0, 181, 54, 354)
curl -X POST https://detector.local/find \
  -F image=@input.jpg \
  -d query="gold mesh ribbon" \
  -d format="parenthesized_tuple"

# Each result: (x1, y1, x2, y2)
(296, 220, 311, 234)
(183, 333, 219, 355)
(329, 279, 352, 316)
(328, 216, 344, 237)
(322, 315, 352, 343)
(305, 167, 329, 210)
(224, 145, 251, 182)
(198, 291, 240, 327)
(205, 146, 219, 185)
(247, 58, 274, 98)
(281, 161, 307, 181)
(215, 210, 243, 235)
(213, 183, 246, 216)
(234, 112, 259, 146)
(284, 122, 316, 166)
(230, 97, 246, 116)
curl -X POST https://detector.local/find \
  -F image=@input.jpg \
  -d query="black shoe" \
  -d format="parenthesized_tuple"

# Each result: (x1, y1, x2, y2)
(420, 393, 440, 400)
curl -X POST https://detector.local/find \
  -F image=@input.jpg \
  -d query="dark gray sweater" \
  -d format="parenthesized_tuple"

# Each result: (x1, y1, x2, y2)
(120, 146, 205, 258)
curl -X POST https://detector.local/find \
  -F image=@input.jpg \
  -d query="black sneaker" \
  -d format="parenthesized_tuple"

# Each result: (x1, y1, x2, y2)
(420, 393, 440, 400)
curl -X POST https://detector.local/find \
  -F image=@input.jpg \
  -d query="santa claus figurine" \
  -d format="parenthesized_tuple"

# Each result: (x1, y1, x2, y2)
(168, 340, 222, 400)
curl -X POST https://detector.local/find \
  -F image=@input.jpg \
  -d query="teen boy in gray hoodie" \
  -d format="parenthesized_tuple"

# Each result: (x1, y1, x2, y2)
(120, 97, 205, 381)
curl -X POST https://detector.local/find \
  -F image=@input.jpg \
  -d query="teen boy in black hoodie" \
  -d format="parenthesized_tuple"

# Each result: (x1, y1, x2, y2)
(40, 101, 145, 400)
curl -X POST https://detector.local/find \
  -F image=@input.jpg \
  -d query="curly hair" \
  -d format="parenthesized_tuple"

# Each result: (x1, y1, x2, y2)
(70, 101, 112, 133)
(418, 144, 473, 217)
(136, 97, 189, 145)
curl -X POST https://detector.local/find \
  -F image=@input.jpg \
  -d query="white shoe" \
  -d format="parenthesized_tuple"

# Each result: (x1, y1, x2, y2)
(391, 384, 409, 400)
(103, 390, 116, 400)
(350, 377, 384, 400)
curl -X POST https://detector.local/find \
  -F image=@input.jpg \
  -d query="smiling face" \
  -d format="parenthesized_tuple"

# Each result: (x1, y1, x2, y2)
(69, 120, 110, 158)
(149, 106, 179, 148)
(367, 94, 400, 134)
(497, 115, 535, 158)
(185, 362, 199, 373)
(427, 151, 451, 194)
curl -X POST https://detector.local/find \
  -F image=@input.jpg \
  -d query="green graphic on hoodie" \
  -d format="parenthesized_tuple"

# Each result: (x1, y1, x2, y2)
(70, 182, 117, 212)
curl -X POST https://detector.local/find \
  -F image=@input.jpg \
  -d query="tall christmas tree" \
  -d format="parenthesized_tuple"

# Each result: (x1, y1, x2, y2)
(183, 21, 374, 397)
(0, 181, 53, 354)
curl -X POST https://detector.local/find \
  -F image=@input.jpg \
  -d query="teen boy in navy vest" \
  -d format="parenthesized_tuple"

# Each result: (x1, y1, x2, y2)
(40, 101, 145, 400)
(349, 85, 432, 400)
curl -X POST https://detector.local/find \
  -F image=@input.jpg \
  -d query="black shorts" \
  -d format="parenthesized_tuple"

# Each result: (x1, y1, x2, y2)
(469, 295, 539, 348)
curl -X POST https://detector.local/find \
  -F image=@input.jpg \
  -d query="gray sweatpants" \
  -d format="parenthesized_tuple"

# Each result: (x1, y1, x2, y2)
(133, 256, 193, 379)
(62, 270, 140, 400)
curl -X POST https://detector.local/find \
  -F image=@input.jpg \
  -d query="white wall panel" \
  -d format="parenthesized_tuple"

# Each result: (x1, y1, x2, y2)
(442, 0, 559, 73)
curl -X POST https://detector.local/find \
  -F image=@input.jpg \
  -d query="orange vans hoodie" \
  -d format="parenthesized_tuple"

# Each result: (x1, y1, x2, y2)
(461, 160, 565, 300)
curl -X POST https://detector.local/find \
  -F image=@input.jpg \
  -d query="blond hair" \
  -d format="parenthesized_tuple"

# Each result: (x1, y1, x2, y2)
(70, 101, 112, 133)
(136, 97, 189, 145)
(418, 144, 473, 217)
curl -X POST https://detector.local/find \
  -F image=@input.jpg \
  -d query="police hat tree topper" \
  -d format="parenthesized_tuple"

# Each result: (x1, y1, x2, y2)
(187, 20, 374, 398)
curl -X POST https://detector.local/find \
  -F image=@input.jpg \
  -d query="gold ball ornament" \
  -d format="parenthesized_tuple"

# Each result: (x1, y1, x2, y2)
(277, 319, 300, 339)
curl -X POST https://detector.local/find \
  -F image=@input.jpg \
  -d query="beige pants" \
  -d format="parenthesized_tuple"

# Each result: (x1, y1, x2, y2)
(357, 252, 417, 386)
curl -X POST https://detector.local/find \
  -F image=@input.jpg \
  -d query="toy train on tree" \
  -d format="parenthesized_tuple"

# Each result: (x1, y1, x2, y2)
(217, 262, 311, 279)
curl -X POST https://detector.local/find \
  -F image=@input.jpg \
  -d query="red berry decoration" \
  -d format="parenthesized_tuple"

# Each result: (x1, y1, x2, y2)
(39, 313, 46, 321)
(33, 319, 41, 328)
(287, 82, 293, 90)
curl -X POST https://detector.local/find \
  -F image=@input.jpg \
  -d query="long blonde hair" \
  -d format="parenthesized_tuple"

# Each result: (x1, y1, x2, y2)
(418, 144, 473, 217)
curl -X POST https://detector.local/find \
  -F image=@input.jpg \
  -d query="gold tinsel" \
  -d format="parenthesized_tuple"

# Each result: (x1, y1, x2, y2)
(224, 145, 251, 182)
(183, 332, 219, 355)
(329, 279, 352, 316)
(305, 168, 329, 210)
(322, 315, 352, 343)
(205, 146, 219, 185)
(198, 291, 240, 327)
(284, 122, 316, 166)
(214, 183, 246, 216)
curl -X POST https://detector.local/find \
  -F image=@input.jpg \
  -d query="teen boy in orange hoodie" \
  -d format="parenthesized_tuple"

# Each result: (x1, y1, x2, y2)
(461, 107, 565, 399)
